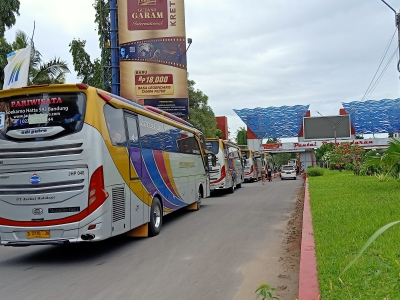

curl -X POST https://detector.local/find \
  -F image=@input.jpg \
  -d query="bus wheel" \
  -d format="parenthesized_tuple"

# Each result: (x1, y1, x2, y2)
(195, 189, 202, 211)
(149, 197, 162, 237)
(228, 183, 234, 194)
(236, 182, 242, 188)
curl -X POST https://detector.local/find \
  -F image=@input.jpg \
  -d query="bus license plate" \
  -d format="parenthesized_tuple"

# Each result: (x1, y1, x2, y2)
(26, 230, 50, 239)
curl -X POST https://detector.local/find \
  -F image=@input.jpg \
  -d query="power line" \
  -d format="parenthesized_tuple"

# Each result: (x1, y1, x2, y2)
(361, 28, 397, 101)
(365, 45, 399, 99)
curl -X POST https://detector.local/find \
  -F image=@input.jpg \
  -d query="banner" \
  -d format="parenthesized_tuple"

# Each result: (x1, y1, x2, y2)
(3, 46, 31, 90)
(117, 0, 189, 118)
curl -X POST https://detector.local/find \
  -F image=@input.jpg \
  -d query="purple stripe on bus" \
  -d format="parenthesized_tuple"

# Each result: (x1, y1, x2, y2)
(129, 147, 180, 210)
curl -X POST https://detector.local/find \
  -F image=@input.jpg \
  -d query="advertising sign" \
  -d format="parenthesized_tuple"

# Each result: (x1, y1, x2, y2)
(118, 0, 189, 118)
(303, 115, 351, 140)
(143, 98, 188, 117)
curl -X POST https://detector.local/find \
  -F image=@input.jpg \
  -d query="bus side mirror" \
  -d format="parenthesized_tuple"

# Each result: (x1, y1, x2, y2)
(211, 154, 217, 167)
(205, 155, 209, 166)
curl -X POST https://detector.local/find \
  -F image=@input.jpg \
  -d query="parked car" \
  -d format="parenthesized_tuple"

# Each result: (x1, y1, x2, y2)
(280, 165, 297, 180)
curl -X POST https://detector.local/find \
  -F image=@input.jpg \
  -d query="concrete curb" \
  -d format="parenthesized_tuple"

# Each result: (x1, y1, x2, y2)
(298, 178, 320, 300)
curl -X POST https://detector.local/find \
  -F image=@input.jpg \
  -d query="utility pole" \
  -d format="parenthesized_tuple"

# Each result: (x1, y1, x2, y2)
(381, 1, 400, 72)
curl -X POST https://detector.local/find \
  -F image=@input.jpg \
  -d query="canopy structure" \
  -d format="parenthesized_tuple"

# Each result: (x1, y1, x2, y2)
(342, 99, 400, 134)
(233, 105, 310, 139)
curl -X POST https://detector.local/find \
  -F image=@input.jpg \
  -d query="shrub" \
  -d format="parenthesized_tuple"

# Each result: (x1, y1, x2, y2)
(344, 163, 353, 171)
(329, 143, 365, 170)
(306, 167, 324, 177)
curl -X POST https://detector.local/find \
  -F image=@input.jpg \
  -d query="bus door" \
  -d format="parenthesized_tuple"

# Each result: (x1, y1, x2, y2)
(125, 113, 145, 232)
(225, 146, 235, 184)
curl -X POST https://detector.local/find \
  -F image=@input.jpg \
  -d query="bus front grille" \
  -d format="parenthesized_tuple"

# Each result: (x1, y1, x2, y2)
(0, 186, 85, 195)
(0, 143, 83, 159)
(0, 143, 83, 153)
(0, 179, 85, 195)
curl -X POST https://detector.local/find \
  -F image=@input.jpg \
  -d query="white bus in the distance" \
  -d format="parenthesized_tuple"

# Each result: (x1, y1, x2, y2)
(205, 139, 244, 193)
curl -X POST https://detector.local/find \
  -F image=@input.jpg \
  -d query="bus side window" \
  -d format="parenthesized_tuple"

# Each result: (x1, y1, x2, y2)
(138, 115, 163, 151)
(104, 104, 127, 146)
(126, 115, 140, 148)
(177, 131, 200, 154)
(163, 124, 179, 152)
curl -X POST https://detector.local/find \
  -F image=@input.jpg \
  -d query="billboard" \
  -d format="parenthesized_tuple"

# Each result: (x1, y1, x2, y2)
(303, 115, 351, 140)
(117, 0, 188, 118)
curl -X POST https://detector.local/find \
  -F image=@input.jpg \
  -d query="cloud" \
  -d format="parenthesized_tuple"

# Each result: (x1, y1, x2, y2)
(3, 0, 399, 138)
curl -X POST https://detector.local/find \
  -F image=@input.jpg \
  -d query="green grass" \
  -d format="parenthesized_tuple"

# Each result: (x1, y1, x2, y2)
(308, 170, 400, 299)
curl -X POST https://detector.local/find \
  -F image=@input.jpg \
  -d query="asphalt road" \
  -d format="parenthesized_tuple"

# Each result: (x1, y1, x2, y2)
(0, 177, 303, 300)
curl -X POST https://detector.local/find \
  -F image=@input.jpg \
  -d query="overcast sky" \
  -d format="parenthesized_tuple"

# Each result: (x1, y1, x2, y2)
(5, 0, 400, 140)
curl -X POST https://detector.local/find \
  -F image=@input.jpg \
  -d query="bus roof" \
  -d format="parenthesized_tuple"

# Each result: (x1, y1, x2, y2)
(0, 83, 202, 135)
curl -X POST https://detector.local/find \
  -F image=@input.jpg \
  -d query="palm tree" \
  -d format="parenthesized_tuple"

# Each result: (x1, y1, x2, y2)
(0, 29, 70, 88)
(381, 138, 400, 176)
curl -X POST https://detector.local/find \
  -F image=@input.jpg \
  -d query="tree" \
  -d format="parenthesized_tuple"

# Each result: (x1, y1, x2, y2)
(235, 127, 247, 146)
(315, 142, 335, 162)
(188, 79, 219, 137)
(215, 129, 223, 139)
(0, 0, 20, 38)
(69, 39, 102, 88)
(272, 153, 296, 166)
(266, 138, 280, 144)
(0, 30, 70, 88)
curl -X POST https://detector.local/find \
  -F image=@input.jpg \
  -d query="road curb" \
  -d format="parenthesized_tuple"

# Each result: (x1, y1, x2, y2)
(298, 178, 320, 300)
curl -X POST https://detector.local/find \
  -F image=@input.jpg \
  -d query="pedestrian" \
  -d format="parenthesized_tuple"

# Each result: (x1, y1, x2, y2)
(267, 167, 272, 182)
(261, 167, 266, 185)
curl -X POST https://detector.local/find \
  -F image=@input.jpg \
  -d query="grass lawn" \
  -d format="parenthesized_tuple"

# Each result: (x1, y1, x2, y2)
(308, 169, 400, 299)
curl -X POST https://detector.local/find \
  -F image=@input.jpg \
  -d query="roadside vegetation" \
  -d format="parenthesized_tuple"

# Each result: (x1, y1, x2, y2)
(309, 138, 400, 299)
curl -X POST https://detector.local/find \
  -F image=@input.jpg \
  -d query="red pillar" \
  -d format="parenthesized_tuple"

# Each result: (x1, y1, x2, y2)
(216, 116, 228, 140)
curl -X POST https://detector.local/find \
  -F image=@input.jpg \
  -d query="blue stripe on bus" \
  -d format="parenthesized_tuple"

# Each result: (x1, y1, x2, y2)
(141, 149, 187, 207)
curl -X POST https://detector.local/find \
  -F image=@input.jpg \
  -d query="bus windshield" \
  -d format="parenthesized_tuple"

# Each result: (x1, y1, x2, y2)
(206, 141, 220, 154)
(0, 92, 86, 141)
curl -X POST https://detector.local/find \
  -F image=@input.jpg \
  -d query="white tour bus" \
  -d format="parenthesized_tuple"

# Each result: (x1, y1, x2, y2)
(241, 149, 263, 182)
(205, 139, 244, 193)
(0, 84, 215, 246)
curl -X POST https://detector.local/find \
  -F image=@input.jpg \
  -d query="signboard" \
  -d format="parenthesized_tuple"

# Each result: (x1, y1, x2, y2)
(263, 138, 390, 152)
(261, 143, 282, 149)
(135, 73, 174, 96)
(144, 98, 188, 117)
(118, 0, 189, 118)
(303, 115, 351, 140)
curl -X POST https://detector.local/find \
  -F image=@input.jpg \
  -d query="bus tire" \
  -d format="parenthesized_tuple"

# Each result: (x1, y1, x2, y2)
(195, 189, 202, 211)
(148, 197, 162, 237)
(236, 182, 242, 188)
(228, 183, 234, 194)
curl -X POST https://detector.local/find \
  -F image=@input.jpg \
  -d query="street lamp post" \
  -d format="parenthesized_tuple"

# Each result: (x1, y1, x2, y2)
(381, 1, 400, 72)
(316, 111, 347, 145)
